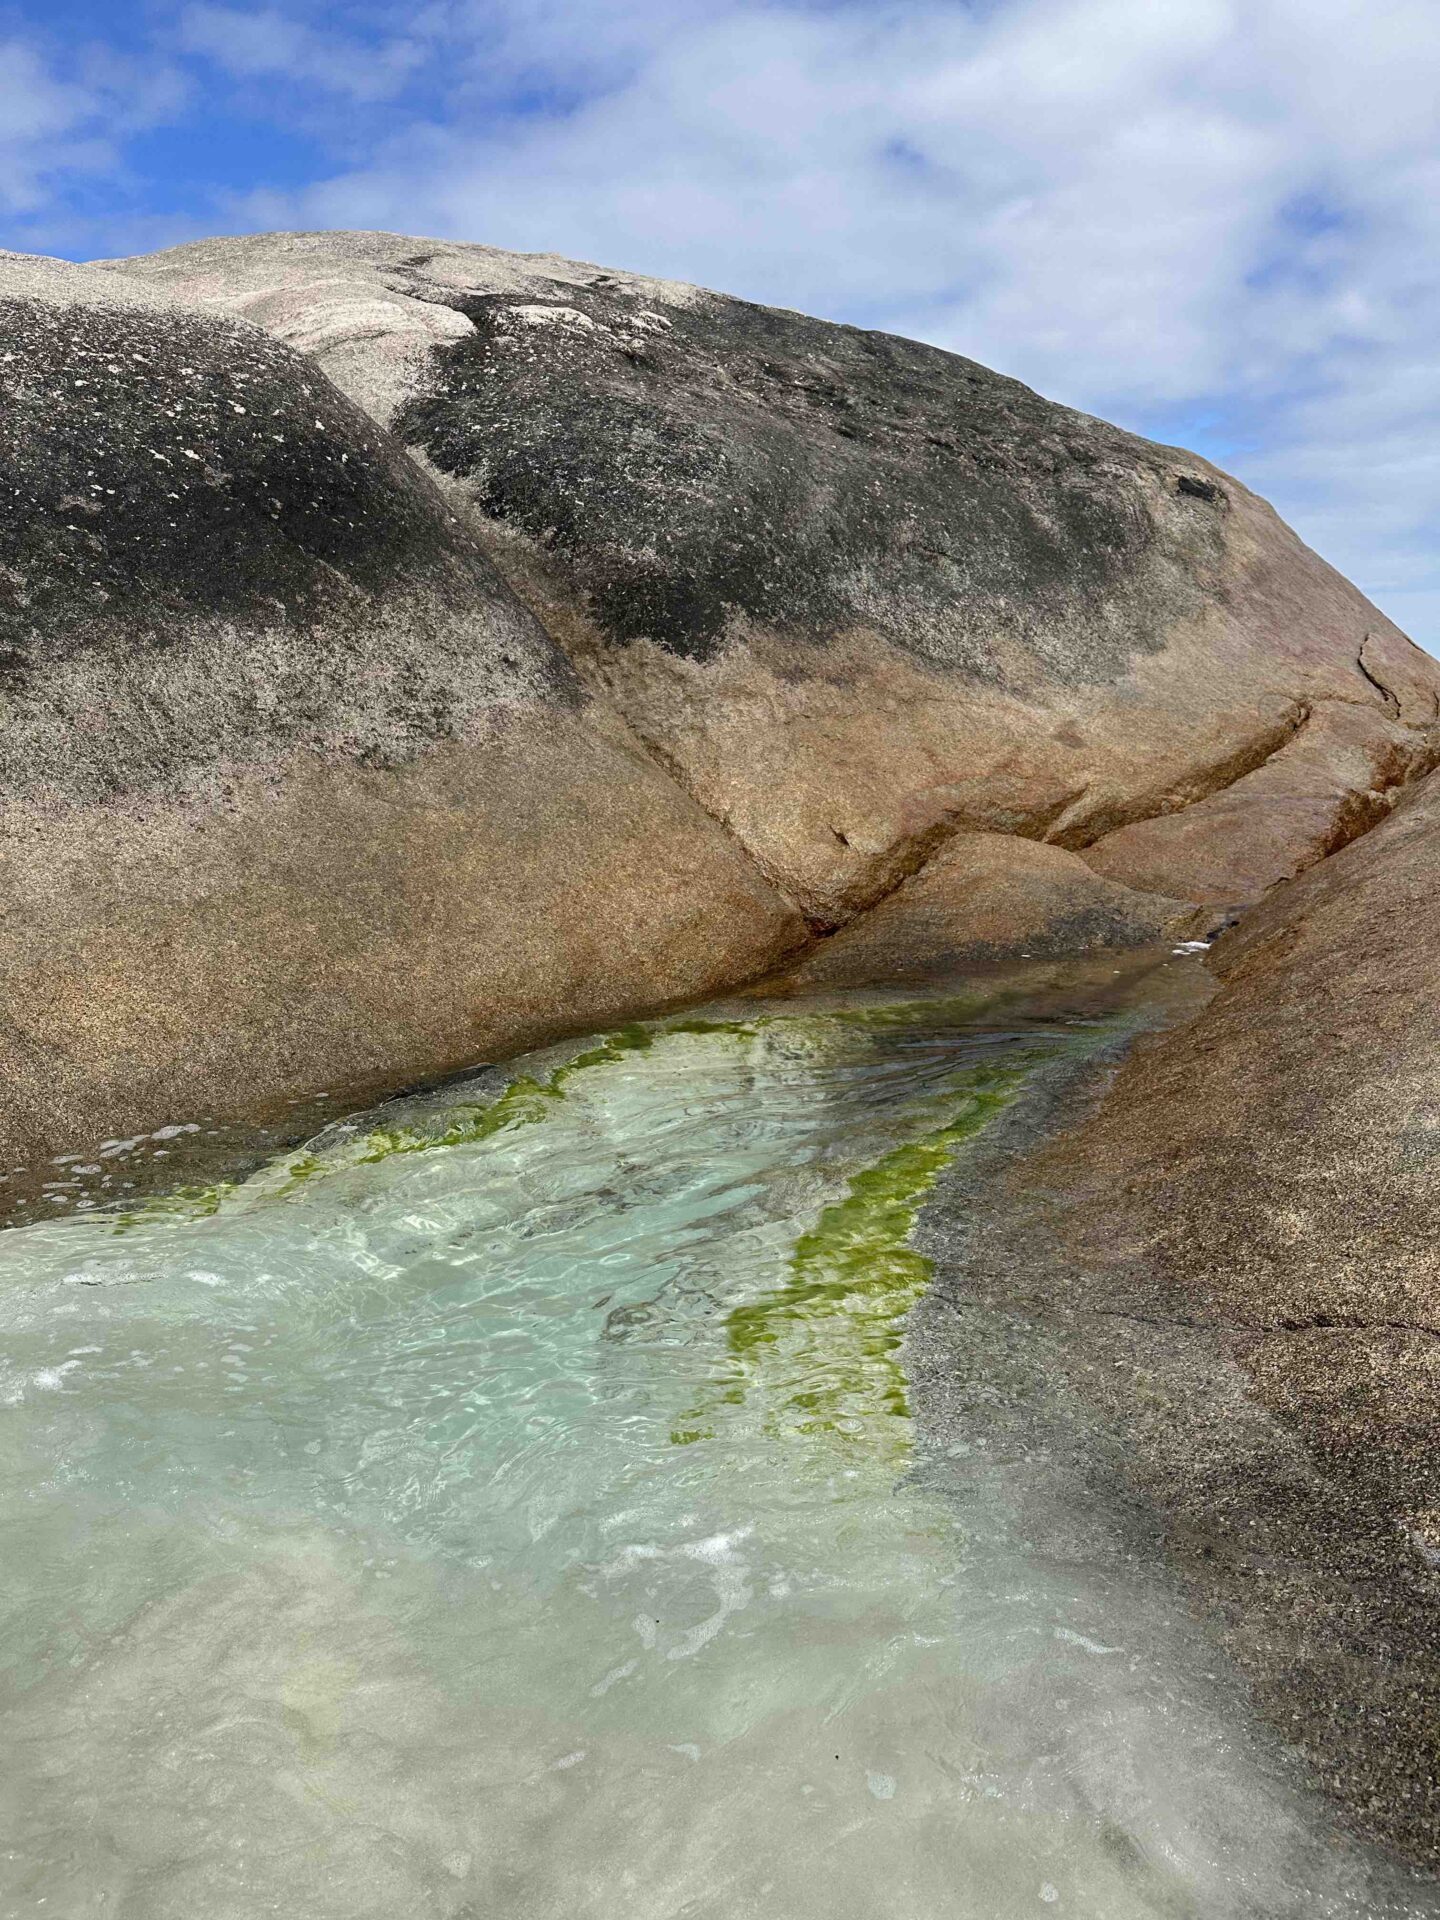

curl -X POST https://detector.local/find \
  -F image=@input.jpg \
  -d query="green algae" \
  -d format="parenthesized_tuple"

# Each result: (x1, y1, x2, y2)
(244, 1024, 659, 1198)
(110, 1179, 236, 1234)
(670, 1060, 1038, 1461)
(105, 1018, 772, 1232)
(274, 1018, 784, 1188)
(347, 1024, 662, 1165)
(102, 1020, 751, 1229)
(100, 995, 1060, 1234)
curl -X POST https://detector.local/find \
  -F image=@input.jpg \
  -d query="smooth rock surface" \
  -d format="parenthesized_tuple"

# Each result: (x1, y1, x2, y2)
(968, 769, 1440, 1865)
(781, 833, 1190, 988)
(113, 231, 1440, 927)
(0, 251, 805, 1169)
(1080, 692, 1439, 906)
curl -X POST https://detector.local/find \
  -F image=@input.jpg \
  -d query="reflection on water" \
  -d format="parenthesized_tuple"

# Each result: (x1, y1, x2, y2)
(0, 980, 1429, 1917)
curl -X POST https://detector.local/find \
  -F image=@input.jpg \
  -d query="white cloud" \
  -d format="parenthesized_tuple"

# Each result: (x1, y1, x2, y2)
(227, 0, 1436, 643)
(178, 5, 424, 100)
(0, 34, 187, 247)
(0, 40, 114, 215)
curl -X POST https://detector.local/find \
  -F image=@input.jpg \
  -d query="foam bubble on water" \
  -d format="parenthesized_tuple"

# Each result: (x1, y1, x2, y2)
(664, 1558, 753, 1662)
(681, 1526, 753, 1564)
(1054, 1627, 1123, 1656)
(30, 1359, 82, 1391)
(590, 1659, 639, 1697)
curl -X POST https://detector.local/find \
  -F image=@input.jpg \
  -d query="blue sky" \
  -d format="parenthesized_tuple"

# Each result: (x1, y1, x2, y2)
(5, 0, 1439, 649)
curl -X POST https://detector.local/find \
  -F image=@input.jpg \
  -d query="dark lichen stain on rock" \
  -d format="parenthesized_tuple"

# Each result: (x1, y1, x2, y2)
(1175, 473, 1227, 505)
(0, 294, 570, 692)
(396, 283, 1227, 682)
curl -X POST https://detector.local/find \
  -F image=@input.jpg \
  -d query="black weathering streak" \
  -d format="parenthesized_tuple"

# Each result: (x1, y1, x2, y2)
(0, 296, 494, 673)
(396, 281, 1231, 683)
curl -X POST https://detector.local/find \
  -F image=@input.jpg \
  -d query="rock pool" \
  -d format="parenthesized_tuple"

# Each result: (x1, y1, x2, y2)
(0, 973, 1430, 1917)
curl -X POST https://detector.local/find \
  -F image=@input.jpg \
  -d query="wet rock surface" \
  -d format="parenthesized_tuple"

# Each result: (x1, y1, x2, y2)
(919, 773, 1440, 1867)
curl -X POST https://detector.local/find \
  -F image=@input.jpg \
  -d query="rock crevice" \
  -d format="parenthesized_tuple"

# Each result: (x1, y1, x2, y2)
(1355, 631, 1403, 715)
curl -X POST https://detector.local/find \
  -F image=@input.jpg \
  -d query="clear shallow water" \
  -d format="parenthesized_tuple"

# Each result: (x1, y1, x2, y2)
(0, 985, 1431, 1918)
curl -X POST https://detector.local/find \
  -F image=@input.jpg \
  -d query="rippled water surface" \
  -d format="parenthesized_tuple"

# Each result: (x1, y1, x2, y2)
(0, 977, 1430, 1917)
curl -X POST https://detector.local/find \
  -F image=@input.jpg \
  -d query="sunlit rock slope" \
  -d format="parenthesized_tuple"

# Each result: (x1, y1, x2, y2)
(943, 768, 1440, 1865)
(7, 227, 1438, 1162)
(0, 250, 803, 1166)
(114, 229, 1440, 955)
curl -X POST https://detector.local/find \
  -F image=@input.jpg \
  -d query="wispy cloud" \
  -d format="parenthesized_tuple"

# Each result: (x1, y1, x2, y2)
(177, 4, 425, 101)
(2, 0, 1437, 648)
(0, 38, 118, 215)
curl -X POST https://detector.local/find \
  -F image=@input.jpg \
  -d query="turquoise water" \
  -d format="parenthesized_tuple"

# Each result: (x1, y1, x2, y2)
(0, 987, 1428, 1917)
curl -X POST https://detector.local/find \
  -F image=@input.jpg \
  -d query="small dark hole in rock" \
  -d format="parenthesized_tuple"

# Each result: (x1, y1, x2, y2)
(1175, 474, 1224, 504)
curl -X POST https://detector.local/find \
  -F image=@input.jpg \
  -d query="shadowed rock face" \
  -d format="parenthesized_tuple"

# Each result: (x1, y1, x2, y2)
(398, 287, 1207, 686)
(3, 289, 497, 675)
(0, 253, 572, 806)
(0, 252, 805, 1170)
(113, 231, 1440, 933)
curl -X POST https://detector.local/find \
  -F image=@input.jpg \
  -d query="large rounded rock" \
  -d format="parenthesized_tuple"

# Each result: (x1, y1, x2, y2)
(113, 231, 1440, 934)
(0, 251, 804, 1168)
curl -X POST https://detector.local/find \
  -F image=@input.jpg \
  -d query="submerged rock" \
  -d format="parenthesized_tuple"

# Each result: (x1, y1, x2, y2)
(0, 251, 804, 1168)
(113, 230, 1440, 936)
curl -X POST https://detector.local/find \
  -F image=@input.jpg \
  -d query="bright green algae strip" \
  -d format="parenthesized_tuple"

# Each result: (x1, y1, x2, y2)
(107, 1018, 765, 1231)
(322, 1023, 666, 1170)
(103, 991, 1042, 1236)
(670, 1058, 1039, 1463)
(110, 1180, 233, 1233)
